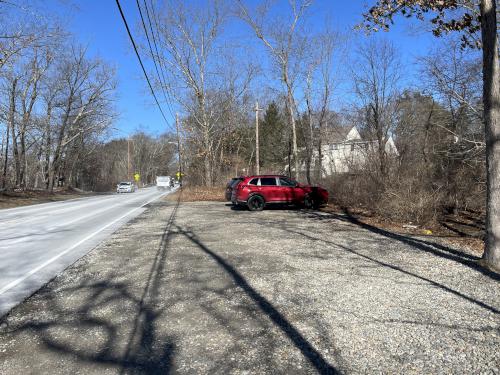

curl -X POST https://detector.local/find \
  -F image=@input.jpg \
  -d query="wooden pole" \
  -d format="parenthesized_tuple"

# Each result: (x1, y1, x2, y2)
(255, 101, 260, 175)
(176, 113, 182, 186)
(127, 137, 130, 180)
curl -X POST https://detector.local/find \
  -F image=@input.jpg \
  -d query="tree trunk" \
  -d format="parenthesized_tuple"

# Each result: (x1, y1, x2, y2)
(48, 106, 69, 192)
(204, 128, 212, 187)
(480, 0, 500, 270)
(305, 151, 311, 184)
(316, 117, 324, 181)
(9, 86, 21, 188)
(305, 103, 314, 185)
(44, 104, 52, 189)
(286, 90, 299, 180)
(372, 108, 387, 178)
(2, 122, 10, 190)
(2, 79, 16, 189)
(19, 121, 26, 189)
(422, 103, 434, 165)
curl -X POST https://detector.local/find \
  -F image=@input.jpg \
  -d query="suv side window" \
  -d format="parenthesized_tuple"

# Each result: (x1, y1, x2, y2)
(249, 178, 259, 185)
(279, 177, 295, 187)
(260, 177, 277, 186)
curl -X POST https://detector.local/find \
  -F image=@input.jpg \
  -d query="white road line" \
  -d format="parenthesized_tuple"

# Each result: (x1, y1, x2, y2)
(0, 193, 114, 215)
(0, 190, 162, 242)
(47, 193, 155, 230)
(0, 190, 171, 296)
(0, 194, 121, 224)
(0, 189, 158, 226)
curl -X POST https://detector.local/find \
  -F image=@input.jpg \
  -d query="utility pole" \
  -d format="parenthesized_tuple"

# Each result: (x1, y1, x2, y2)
(127, 137, 131, 181)
(255, 101, 261, 175)
(176, 113, 182, 186)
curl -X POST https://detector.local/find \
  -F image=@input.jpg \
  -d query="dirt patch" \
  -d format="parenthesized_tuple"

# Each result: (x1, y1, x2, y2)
(165, 186, 225, 202)
(0, 188, 97, 209)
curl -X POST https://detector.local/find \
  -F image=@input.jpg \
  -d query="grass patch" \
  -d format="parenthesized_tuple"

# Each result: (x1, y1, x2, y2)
(0, 188, 95, 209)
(165, 186, 226, 202)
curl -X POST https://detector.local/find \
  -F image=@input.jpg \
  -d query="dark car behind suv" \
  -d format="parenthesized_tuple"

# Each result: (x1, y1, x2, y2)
(231, 175, 328, 211)
(225, 177, 244, 201)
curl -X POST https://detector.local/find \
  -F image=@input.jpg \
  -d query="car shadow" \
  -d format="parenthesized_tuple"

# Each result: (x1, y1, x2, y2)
(229, 203, 308, 212)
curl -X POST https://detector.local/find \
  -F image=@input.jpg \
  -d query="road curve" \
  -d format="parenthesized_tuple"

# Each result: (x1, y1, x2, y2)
(0, 187, 175, 317)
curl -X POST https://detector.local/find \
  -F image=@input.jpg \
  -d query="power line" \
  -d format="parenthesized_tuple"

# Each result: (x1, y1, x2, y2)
(143, 0, 177, 119)
(136, 0, 183, 178)
(144, 0, 182, 179)
(114, 0, 173, 131)
(135, 0, 175, 119)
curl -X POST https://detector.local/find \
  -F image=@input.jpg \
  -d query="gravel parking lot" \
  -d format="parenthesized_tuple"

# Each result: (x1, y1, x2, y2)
(0, 197, 499, 374)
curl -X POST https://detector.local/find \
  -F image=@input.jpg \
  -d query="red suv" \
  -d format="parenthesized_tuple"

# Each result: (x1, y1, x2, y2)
(231, 175, 329, 211)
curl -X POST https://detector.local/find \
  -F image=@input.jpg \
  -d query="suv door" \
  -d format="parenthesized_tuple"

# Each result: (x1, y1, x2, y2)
(259, 177, 279, 202)
(278, 177, 304, 203)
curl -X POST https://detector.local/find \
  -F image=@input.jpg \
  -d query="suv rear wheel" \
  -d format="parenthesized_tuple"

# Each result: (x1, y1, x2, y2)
(247, 195, 265, 211)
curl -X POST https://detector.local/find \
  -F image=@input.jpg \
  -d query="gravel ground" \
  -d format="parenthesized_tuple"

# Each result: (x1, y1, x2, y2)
(0, 199, 499, 374)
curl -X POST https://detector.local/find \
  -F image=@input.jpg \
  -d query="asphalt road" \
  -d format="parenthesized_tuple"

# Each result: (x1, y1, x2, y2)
(0, 186, 175, 317)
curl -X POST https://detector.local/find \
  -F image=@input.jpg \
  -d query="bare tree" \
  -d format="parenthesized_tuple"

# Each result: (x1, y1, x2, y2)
(303, 64, 316, 184)
(421, 40, 483, 128)
(16, 46, 53, 188)
(0, 6, 119, 193)
(352, 38, 402, 179)
(1, 76, 16, 189)
(0, 1, 59, 71)
(237, 0, 312, 180)
(302, 29, 344, 182)
(46, 46, 116, 190)
(148, 0, 227, 187)
(361, 0, 500, 273)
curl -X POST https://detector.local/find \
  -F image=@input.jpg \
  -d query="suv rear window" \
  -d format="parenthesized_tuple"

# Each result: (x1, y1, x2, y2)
(230, 178, 243, 187)
(249, 178, 259, 185)
(260, 177, 277, 186)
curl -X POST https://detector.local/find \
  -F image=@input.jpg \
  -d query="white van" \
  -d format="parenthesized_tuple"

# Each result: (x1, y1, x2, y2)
(156, 176, 172, 190)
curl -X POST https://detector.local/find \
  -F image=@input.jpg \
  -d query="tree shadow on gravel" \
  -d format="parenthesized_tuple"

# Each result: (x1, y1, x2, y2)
(1, 279, 175, 374)
(119, 199, 180, 375)
(0, 199, 181, 375)
(298, 209, 500, 282)
(269, 215, 499, 315)
(326, 306, 500, 334)
(174, 224, 339, 375)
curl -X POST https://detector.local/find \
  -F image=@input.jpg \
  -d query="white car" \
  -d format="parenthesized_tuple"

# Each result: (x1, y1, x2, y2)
(116, 181, 135, 193)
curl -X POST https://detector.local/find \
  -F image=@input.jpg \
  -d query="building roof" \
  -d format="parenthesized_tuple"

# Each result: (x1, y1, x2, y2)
(324, 126, 356, 143)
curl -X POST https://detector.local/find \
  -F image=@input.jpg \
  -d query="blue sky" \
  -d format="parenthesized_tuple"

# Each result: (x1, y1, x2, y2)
(44, 0, 437, 138)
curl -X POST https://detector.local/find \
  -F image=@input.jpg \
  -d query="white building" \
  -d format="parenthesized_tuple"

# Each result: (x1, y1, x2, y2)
(314, 126, 398, 176)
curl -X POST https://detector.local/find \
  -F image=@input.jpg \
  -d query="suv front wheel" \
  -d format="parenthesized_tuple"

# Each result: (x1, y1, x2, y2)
(247, 195, 265, 211)
(303, 194, 318, 209)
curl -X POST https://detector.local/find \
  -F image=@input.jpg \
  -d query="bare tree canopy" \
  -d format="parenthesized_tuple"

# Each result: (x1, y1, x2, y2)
(361, 0, 500, 271)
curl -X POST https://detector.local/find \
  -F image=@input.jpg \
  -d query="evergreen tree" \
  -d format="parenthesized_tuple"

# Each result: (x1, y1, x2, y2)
(260, 102, 287, 171)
